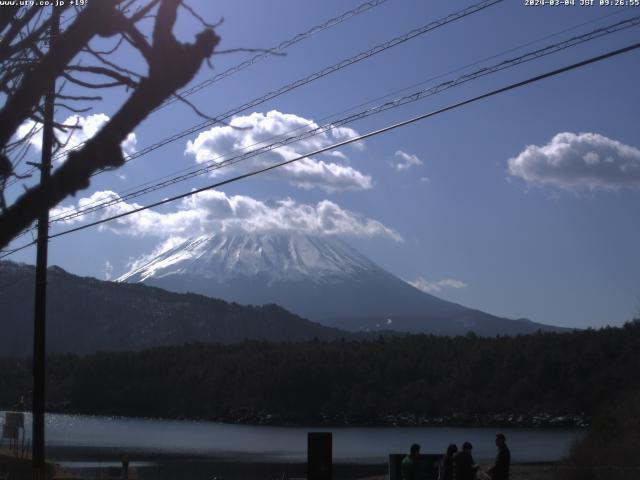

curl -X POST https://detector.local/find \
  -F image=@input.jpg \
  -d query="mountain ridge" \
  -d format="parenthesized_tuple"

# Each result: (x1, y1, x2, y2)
(0, 260, 358, 356)
(119, 231, 568, 336)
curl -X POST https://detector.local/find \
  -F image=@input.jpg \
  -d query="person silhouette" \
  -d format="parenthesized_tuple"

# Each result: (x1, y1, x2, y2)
(401, 443, 421, 480)
(453, 441, 478, 480)
(121, 453, 130, 480)
(487, 433, 510, 480)
(438, 444, 457, 480)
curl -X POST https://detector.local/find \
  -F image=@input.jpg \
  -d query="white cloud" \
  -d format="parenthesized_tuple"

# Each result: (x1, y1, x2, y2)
(15, 113, 138, 164)
(325, 150, 348, 160)
(103, 260, 114, 280)
(508, 132, 640, 191)
(184, 110, 372, 192)
(391, 150, 423, 171)
(408, 276, 467, 294)
(121, 132, 137, 155)
(331, 125, 364, 150)
(280, 157, 372, 191)
(15, 120, 43, 150)
(51, 189, 402, 242)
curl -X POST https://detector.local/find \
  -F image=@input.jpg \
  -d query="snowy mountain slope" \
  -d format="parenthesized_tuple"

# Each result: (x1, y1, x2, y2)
(120, 233, 377, 284)
(119, 232, 566, 335)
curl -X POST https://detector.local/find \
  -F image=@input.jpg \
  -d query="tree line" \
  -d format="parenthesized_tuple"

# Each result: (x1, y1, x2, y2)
(1, 321, 639, 425)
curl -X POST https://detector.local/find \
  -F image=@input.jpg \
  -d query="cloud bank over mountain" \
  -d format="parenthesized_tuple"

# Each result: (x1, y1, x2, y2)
(51, 189, 401, 243)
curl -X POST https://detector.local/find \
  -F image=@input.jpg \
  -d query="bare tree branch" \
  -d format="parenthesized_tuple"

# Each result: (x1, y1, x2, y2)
(0, 1, 123, 150)
(152, 0, 178, 55)
(61, 73, 126, 90)
(179, 1, 222, 29)
(56, 93, 103, 101)
(54, 116, 82, 152)
(54, 103, 93, 114)
(65, 65, 138, 88)
(0, 6, 21, 35)
(130, 0, 162, 23)
(121, 19, 153, 64)
(0, 0, 220, 248)
(26, 112, 82, 132)
(0, 8, 40, 61)
(171, 91, 219, 122)
(0, 15, 52, 62)
(86, 34, 126, 55)
(83, 46, 144, 79)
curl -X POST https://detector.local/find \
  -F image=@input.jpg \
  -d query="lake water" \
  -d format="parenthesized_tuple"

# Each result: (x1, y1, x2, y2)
(2, 411, 582, 463)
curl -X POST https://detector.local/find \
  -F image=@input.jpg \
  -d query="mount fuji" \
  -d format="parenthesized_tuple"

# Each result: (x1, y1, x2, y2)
(119, 232, 566, 336)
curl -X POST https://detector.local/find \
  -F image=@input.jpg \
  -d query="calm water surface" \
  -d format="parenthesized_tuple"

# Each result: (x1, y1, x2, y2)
(3, 411, 582, 463)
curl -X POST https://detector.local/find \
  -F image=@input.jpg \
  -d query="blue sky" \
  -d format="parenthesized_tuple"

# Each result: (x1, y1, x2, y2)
(5, 0, 640, 329)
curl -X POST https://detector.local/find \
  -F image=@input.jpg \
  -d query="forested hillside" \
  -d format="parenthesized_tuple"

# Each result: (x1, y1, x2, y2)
(1, 322, 638, 426)
(0, 261, 355, 355)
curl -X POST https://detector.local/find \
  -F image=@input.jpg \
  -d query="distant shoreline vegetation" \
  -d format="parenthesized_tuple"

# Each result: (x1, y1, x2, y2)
(0, 409, 590, 429)
(0, 322, 637, 428)
(111, 410, 589, 429)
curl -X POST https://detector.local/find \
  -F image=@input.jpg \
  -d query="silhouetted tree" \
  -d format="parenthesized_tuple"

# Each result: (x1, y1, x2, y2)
(0, 0, 220, 249)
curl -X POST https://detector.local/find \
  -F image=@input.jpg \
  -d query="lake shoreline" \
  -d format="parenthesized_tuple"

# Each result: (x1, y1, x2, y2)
(36, 406, 590, 429)
(48, 444, 565, 465)
(2, 410, 583, 468)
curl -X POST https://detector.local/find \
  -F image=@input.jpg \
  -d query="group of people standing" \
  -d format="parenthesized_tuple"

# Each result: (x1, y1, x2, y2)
(401, 433, 510, 480)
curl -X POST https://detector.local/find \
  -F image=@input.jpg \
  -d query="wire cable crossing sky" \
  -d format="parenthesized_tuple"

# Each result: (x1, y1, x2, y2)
(40, 15, 640, 227)
(2, 37, 635, 261)
(43, 0, 502, 169)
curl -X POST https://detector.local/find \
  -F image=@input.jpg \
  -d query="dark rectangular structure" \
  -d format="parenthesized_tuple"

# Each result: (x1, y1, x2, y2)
(308, 432, 332, 480)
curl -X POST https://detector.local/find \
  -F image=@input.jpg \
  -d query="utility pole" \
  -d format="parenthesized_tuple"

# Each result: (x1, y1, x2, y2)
(32, 6, 59, 478)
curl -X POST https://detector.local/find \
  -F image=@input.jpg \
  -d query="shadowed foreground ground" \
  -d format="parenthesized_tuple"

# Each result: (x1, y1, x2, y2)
(52, 447, 561, 480)
(3, 446, 561, 479)
(66, 461, 558, 480)
(361, 465, 558, 480)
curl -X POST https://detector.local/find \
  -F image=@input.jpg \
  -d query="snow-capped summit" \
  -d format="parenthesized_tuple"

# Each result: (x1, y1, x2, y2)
(119, 232, 378, 285)
(119, 231, 566, 336)
(119, 230, 456, 322)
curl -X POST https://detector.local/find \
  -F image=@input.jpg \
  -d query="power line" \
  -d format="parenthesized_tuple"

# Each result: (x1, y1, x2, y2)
(56, 6, 635, 220)
(0, 241, 35, 258)
(159, 0, 392, 110)
(38, 41, 640, 244)
(2, 0, 501, 203)
(4, 40, 640, 258)
(7, 10, 639, 248)
(5, 0, 500, 201)
(47, 0, 503, 168)
(8, 10, 639, 250)
(44, 14, 640, 226)
(13, 1, 624, 193)
(4, 0, 505, 244)
(9, 0, 391, 175)
(6, 0, 380, 184)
